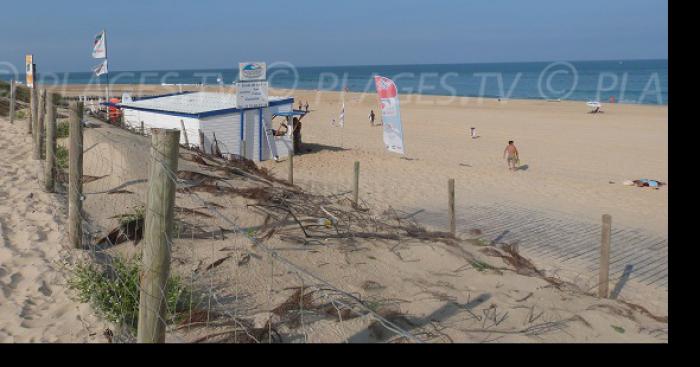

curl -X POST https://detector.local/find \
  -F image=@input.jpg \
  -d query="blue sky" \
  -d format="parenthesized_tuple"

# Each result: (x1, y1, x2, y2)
(0, 0, 668, 72)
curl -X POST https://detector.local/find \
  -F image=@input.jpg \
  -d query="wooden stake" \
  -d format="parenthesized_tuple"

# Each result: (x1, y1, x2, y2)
(180, 120, 189, 147)
(9, 79, 15, 124)
(241, 140, 246, 159)
(140, 121, 145, 135)
(68, 102, 84, 249)
(37, 89, 46, 160)
(137, 128, 180, 344)
(32, 88, 42, 159)
(288, 149, 294, 185)
(448, 178, 456, 236)
(198, 129, 205, 154)
(353, 161, 360, 206)
(599, 214, 612, 298)
(29, 86, 37, 135)
(44, 100, 56, 192)
(212, 132, 221, 157)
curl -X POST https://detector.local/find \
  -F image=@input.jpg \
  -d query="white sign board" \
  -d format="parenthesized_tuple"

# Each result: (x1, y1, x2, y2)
(238, 62, 267, 81)
(236, 81, 269, 109)
(25, 54, 34, 88)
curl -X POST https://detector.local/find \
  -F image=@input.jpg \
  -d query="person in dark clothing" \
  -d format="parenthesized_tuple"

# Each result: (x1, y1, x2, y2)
(292, 117, 303, 152)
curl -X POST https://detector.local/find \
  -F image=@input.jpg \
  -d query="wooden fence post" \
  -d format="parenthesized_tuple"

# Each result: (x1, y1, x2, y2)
(37, 89, 46, 160)
(141, 121, 145, 135)
(180, 120, 189, 147)
(9, 79, 15, 124)
(44, 100, 56, 192)
(68, 102, 84, 249)
(448, 178, 456, 236)
(599, 214, 612, 298)
(29, 86, 37, 135)
(32, 88, 42, 159)
(240, 140, 246, 159)
(353, 161, 360, 206)
(137, 128, 180, 344)
(199, 129, 205, 154)
(288, 150, 294, 185)
(212, 132, 221, 157)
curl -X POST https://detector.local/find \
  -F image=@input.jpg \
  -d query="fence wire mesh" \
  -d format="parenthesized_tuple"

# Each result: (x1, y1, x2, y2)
(2, 83, 668, 343)
(47, 101, 436, 343)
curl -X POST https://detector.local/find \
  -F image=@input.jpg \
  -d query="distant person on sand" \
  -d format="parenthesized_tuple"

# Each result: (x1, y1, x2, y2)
(503, 140, 520, 170)
(298, 101, 303, 110)
(369, 110, 376, 126)
(305, 101, 309, 112)
(470, 127, 477, 139)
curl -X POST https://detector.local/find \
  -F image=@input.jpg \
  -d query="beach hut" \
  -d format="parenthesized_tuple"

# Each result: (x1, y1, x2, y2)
(116, 91, 299, 161)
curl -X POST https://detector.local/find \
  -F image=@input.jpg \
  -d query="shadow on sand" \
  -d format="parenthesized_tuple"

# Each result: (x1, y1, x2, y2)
(346, 293, 492, 343)
(611, 264, 635, 300)
(297, 142, 349, 155)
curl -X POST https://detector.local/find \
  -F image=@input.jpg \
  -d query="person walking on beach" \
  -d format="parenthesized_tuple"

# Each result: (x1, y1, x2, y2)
(503, 140, 520, 170)
(470, 127, 477, 139)
(298, 101, 303, 110)
(305, 101, 309, 112)
(369, 110, 376, 126)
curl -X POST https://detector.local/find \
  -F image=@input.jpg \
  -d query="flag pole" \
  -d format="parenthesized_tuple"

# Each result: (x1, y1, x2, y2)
(340, 93, 344, 149)
(104, 30, 110, 103)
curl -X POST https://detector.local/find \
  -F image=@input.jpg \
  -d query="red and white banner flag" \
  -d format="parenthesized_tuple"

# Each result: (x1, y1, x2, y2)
(93, 59, 108, 76)
(374, 76, 405, 155)
(92, 30, 107, 58)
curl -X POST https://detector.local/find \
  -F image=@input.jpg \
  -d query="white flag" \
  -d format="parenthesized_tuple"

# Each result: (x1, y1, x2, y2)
(92, 30, 107, 58)
(338, 102, 345, 127)
(93, 59, 108, 76)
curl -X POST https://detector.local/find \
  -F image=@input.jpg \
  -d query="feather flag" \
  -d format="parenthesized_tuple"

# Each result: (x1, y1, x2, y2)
(339, 102, 345, 127)
(374, 75, 405, 155)
(93, 59, 108, 76)
(92, 31, 107, 58)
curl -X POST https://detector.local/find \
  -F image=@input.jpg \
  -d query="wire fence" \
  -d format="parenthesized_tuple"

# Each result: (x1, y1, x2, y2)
(8, 84, 669, 343)
(43, 99, 440, 343)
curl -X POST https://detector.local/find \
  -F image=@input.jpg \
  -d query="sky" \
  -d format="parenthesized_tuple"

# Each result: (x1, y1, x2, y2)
(0, 0, 668, 72)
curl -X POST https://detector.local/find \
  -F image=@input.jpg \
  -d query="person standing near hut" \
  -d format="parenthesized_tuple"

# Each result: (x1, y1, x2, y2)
(369, 110, 376, 126)
(304, 101, 309, 112)
(292, 114, 307, 152)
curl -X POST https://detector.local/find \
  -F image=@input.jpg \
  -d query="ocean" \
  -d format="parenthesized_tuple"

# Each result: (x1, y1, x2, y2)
(2, 59, 667, 105)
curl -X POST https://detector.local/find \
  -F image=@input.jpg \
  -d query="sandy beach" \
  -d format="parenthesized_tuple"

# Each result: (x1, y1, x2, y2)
(49, 84, 669, 301)
(0, 116, 108, 342)
(50, 84, 669, 238)
(2, 83, 667, 342)
(272, 88, 669, 311)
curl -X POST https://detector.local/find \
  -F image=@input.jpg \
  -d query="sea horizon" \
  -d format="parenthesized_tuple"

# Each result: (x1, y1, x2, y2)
(3, 59, 668, 105)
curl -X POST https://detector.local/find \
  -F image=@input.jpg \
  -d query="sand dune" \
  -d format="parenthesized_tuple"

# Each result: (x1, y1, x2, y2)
(14, 84, 667, 343)
(0, 117, 108, 342)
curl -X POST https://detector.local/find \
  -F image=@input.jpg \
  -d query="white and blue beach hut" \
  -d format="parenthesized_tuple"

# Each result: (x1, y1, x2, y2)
(117, 91, 300, 162)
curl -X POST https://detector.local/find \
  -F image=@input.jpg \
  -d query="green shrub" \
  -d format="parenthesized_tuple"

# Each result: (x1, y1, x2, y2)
(56, 145, 68, 170)
(114, 206, 145, 226)
(470, 259, 494, 272)
(69, 256, 194, 330)
(57, 120, 69, 138)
